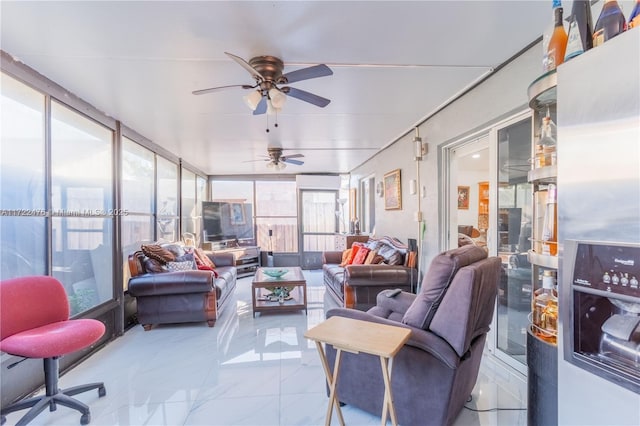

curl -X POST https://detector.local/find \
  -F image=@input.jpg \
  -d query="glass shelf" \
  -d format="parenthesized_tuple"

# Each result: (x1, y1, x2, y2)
(528, 164, 557, 183)
(528, 70, 557, 110)
(528, 250, 558, 269)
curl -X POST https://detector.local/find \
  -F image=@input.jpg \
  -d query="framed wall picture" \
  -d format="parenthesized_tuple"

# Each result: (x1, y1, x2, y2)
(383, 169, 402, 210)
(230, 203, 245, 225)
(457, 186, 470, 210)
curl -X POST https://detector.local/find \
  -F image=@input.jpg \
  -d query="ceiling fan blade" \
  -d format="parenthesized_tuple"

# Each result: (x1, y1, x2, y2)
(282, 158, 304, 166)
(252, 96, 267, 115)
(282, 153, 304, 159)
(225, 52, 265, 81)
(282, 64, 333, 84)
(192, 84, 254, 95)
(282, 87, 330, 107)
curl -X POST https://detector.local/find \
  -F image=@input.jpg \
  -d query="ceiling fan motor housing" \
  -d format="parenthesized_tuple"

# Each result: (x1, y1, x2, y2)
(248, 56, 287, 86)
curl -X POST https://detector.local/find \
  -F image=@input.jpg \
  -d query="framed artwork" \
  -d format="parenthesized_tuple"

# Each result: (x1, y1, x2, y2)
(457, 186, 470, 210)
(230, 203, 245, 225)
(383, 169, 402, 210)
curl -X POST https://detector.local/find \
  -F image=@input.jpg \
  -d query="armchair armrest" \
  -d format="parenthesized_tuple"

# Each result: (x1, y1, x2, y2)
(375, 290, 416, 316)
(128, 270, 214, 297)
(323, 251, 343, 265)
(326, 307, 460, 369)
(345, 265, 417, 286)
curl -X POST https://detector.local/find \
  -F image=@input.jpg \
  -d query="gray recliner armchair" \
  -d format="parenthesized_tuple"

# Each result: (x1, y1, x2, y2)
(325, 245, 501, 426)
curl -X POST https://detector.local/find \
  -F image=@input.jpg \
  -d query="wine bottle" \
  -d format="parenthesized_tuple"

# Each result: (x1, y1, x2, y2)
(629, 0, 640, 29)
(564, 0, 594, 61)
(593, 0, 627, 47)
(546, 1, 568, 71)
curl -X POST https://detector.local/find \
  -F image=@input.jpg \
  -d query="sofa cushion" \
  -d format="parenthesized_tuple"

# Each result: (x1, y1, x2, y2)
(166, 260, 196, 272)
(144, 258, 166, 273)
(377, 243, 403, 265)
(339, 249, 352, 267)
(141, 244, 175, 264)
(345, 245, 361, 265)
(402, 245, 487, 330)
(163, 243, 186, 258)
(352, 247, 370, 265)
(364, 249, 378, 265)
(195, 248, 216, 269)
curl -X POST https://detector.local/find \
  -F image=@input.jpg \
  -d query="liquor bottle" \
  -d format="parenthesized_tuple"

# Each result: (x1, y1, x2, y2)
(564, 0, 594, 61)
(546, 1, 568, 71)
(541, 184, 558, 256)
(535, 108, 557, 168)
(532, 269, 558, 344)
(593, 0, 627, 47)
(629, 0, 640, 29)
(542, 0, 561, 72)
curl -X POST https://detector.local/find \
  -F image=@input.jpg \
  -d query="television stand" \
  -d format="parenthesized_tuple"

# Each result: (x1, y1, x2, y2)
(208, 245, 260, 278)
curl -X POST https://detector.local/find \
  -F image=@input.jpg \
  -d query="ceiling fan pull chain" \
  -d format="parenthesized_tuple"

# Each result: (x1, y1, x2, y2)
(265, 114, 269, 133)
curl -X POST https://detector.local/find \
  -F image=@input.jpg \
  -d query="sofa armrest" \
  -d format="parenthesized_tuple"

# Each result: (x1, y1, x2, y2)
(128, 270, 214, 297)
(375, 290, 416, 316)
(326, 307, 460, 369)
(323, 251, 343, 265)
(345, 265, 417, 286)
(206, 252, 235, 268)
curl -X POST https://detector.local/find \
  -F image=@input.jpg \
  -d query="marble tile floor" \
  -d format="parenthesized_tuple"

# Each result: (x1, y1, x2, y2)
(3, 270, 527, 426)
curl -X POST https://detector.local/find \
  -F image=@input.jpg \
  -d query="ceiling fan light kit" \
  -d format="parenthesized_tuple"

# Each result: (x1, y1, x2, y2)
(268, 88, 286, 109)
(243, 90, 263, 111)
(194, 52, 333, 116)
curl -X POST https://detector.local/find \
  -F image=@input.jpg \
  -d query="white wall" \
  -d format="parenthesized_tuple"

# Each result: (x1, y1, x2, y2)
(351, 41, 542, 265)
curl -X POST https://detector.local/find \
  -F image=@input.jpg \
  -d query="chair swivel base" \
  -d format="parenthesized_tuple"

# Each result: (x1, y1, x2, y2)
(1, 384, 106, 426)
(1, 358, 106, 426)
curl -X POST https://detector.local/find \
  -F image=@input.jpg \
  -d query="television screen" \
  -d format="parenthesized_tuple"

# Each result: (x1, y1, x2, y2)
(202, 201, 254, 243)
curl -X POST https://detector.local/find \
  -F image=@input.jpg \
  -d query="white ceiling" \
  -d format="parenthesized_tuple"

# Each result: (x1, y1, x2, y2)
(0, 1, 552, 176)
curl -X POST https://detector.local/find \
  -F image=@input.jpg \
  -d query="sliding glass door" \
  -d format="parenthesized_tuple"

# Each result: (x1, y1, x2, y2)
(443, 111, 531, 373)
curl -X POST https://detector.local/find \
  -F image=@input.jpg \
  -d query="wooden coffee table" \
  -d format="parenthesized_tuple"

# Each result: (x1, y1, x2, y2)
(252, 267, 307, 317)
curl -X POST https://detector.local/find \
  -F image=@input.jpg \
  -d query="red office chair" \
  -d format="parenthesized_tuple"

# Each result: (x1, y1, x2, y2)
(0, 276, 106, 425)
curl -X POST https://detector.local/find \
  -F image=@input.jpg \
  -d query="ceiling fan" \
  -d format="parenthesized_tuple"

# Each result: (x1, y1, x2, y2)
(248, 147, 305, 170)
(192, 52, 333, 115)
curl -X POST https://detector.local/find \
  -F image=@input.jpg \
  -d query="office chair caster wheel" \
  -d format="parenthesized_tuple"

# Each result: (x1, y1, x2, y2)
(98, 386, 106, 397)
(81, 413, 91, 425)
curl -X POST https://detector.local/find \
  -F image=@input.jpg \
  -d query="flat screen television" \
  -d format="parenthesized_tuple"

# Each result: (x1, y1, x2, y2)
(202, 201, 254, 243)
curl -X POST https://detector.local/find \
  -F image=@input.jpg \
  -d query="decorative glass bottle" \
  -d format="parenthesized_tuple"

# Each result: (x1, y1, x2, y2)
(547, 1, 568, 71)
(593, 0, 627, 47)
(564, 0, 594, 61)
(541, 184, 558, 256)
(532, 269, 558, 344)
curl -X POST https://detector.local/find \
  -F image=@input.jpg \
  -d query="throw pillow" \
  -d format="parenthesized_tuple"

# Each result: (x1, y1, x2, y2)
(364, 249, 378, 265)
(345, 244, 362, 265)
(352, 247, 370, 265)
(402, 245, 487, 330)
(166, 260, 196, 272)
(377, 243, 404, 265)
(143, 258, 166, 273)
(163, 244, 186, 258)
(195, 248, 216, 269)
(339, 249, 352, 267)
(141, 244, 175, 264)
